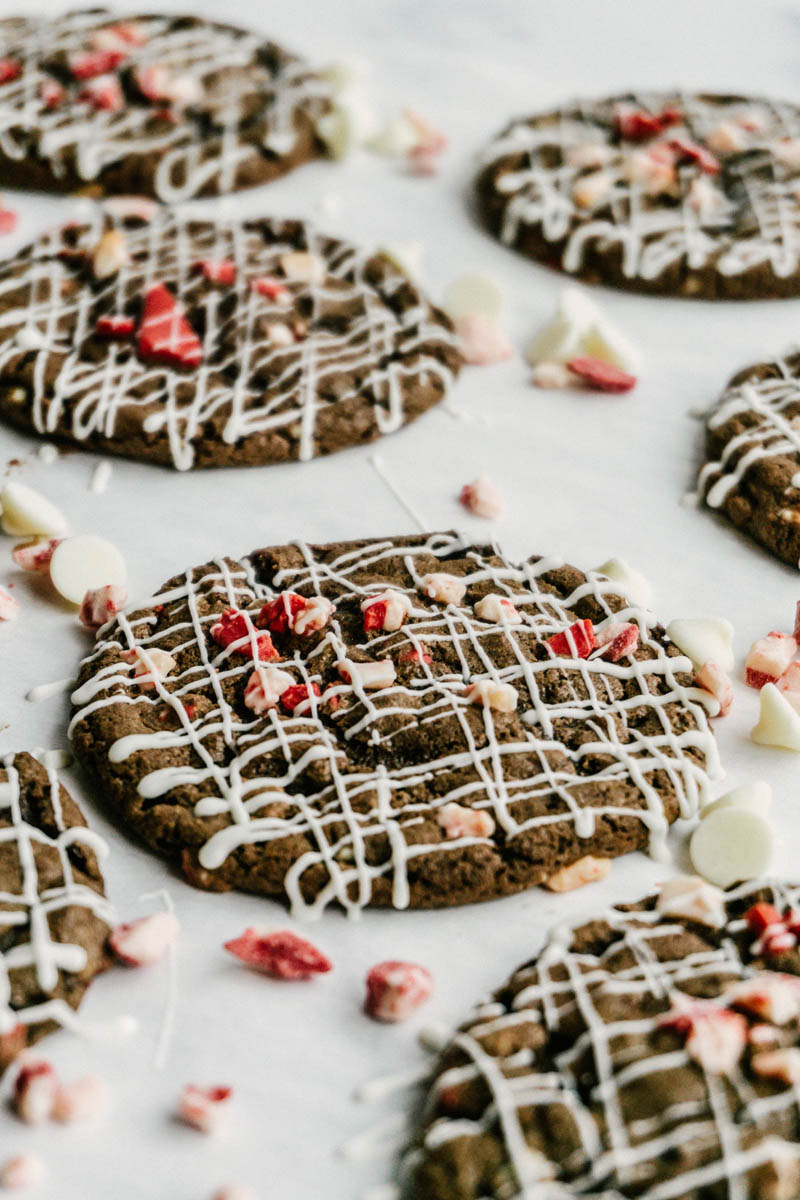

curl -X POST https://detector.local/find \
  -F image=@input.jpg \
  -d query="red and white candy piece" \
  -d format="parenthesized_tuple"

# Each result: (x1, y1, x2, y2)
(666, 617, 735, 672)
(96, 315, 135, 338)
(397, 641, 432, 665)
(778, 662, 800, 715)
(751, 1047, 800, 1086)
(1, 481, 66, 537)
(338, 659, 396, 690)
(49, 535, 126, 605)
(459, 475, 503, 519)
(473, 594, 522, 624)
(53, 1075, 110, 1124)
(656, 875, 725, 927)
(658, 994, 747, 1074)
(121, 646, 176, 688)
(364, 961, 433, 1023)
(690, 805, 773, 888)
(686, 176, 726, 217)
(437, 801, 495, 840)
(79, 584, 127, 630)
(751, 683, 800, 752)
(0, 1155, 46, 1191)
(79, 75, 124, 112)
(243, 667, 295, 714)
(745, 632, 798, 689)
(745, 902, 799, 958)
(668, 135, 720, 174)
(546, 619, 595, 659)
(137, 283, 203, 369)
(725, 974, 800, 1025)
(279, 683, 321, 714)
(361, 590, 412, 632)
(178, 1085, 232, 1134)
(12, 1062, 58, 1124)
(258, 592, 334, 636)
(251, 277, 291, 304)
(566, 356, 637, 393)
(279, 252, 325, 285)
(453, 314, 514, 365)
(92, 21, 147, 51)
(593, 621, 639, 662)
(224, 928, 332, 980)
(210, 609, 277, 662)
(544, 855, 611, 892)
(0, 587, 19, 621)
(614, 103, 682, 141)
(625, 146, 677, 196)
(92, 230, 129, 280)
(0, 59, 22, 85)
(464, 679, 518, 712)
(419, 573, 466, 605)
(195, 259, 236, 286)
(110, 911, 180, 967)
(694, 661, 734, 717)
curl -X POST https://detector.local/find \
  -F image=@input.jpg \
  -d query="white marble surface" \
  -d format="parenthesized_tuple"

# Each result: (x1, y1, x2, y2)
(2, 1, 800, 1197)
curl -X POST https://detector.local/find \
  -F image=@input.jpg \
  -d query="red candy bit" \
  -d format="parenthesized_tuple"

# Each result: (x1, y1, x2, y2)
(364, 961, 434, 1023)
(251, 276, 290, 303)
(279, 682, 321, 714)
(137, 283, 204, 369)
(12, 538, 61, 574)
(69, 49, 126, 80)
(615, 103, 682, 141)
(0, 59, 22, 85)
(0, 208, 17, 234)
(79, 584, 127, 630)
(546, 619, 596, 659)
(194, 259, 236, 286)
(110, 911, 180, 966)
(695, 660, 734, 717)
(362, 599, 387, 632)
(258, 592, 306, 634)
(224, 927, 332, 980)
(179, 1084, 232, 1134)
(397, 641, 432, 665)
(210, 609, 277, 661)
(13, 1062, 59, 1125)
(40, 79, 65, 108)
(668, 135, 720, 175)
(566, 356, 637, 393)
(745, 902, 784, 935)
(594, 621, 639, 662)
(79, 75, 124, 112)
(96, 314, 135, 338)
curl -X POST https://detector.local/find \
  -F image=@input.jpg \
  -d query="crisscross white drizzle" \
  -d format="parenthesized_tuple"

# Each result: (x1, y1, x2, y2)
(405, 879, 800, 1200)
(69, 533, 720, 918)
(0, 752, 112, 1037)
(0, 210, 460, 469)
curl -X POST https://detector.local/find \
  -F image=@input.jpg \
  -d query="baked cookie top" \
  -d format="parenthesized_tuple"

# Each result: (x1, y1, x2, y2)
(476, 92, 800, 299)
(699, 353, 800, 570)
(0, 10, 330, 201)
(0, 209, 462, 470)
(69, 533, 719, 916)
(0, 751, 112, 1073)
(405, 877, 800, 1200)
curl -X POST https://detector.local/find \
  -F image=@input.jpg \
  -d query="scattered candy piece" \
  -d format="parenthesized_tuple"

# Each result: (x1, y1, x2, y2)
(53, 1076, 110, 1124)
(364, 961, 433, 1022)
(752, 1047, 800, 1086)
(419, 573, 466, 605)
(0, 481, 67, 537)
(594, 557, 652, 607)
(69, 49, 125, 79)
(251, 276, 290, 304)
(668, 135, 720, 174)
(690, 806, 773, 888)
(280, 252, 325, 285)
(243, 666, 294, 714)
(694, 660, 734, 717)
(280, 682, 321, 714)
(659, 994, 747, 1074)
(78, 584, 127, 630)
(459, 475, 503, 519)
(12, 1063, 58, 1125)
(778, 662, 800, 714)
(751, 682, 800, 752)
(110, 912, 180, 967)
(700, 781, 772, 821)
(178, 1085, 232, 1135)
(338, 659, 396, 690)
(593, 621, 639, 662)
(544, 855, 611, 892)
(210, 609, 277, 662)
(473, 594, 522, 624)
(361, 590, 412, 632)
(442, 274, 504, 322)
(0, 587, 19, 621)
(91, 230, 129, 279)
(666, 617, 735, 672)
(79, 75, 124, 112)
(0, 1154, 46, 1191)
(546, 619, 595, 659)
(725, 975, 800, 1025)
(464, 679, 518, 712)
(454, 314, 514, 366)
(95, 315, 135, 338)
(527, 287, 641, 373)
(224, 928, 332, 980)
(397, 641, 432, 665)
(566, 356, 636, 393)
(121, 646, 176, 688)
(745, 632, 798, 689)
(137, 283, 203, 369)
(437, 802, 495, 840)
(531, 361, 575, 389)
(212, 1188, 258, 1200)
(686, 176, 726, 217)
(572, 169, 613, 209)
(49, 534, 126, 605)
(656, 875, 725, 927)
(258, 592, 334, 636)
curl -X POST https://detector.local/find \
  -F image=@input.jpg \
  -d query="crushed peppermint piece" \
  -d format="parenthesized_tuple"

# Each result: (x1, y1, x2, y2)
(437, 802, 495, 840)
(243, 666, 295, 714)
(364, 961, 433, 1022)
(121, 646, 176, 688)
(280, 682, 321, 714)
(593, 621, 639, 662)
(544, 856, 611, 892)
(137, 283, 203, 368)
(694, 660, 734, 717)
(566, 356, 637, 393)
(745, 632, 798, 689)
(110, 912, 180, 966)
(419, 573, 466, 605)
(454, 313, 514, 365)
(224, 928, 332, 979)
(79, 584, 128, 630)
(459, 475, 503, 519)
(178, 1084, 232, 1134)
(546, 619, 595, 659)
(95, 314, 135, 338)
(0, 587, 20, 621)
(0, 1154, 46, 1190)
(53, 1075, 110, 1124)
(12, 1062, 59, 1125)
(210, 610, 277, 662)
(464, 679, 518, 712)
(337, 659, 396, 690)
(361, 590, 412, 632)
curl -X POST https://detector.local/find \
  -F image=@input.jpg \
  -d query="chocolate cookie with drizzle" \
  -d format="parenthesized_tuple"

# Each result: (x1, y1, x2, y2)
(0, 209, 462, 469)
(403, 877, 800, 1200)
(0, 10, 331, 201)
(476, 92, 800, 299)
(699, 352, 800, 569)
(69, 533, 720, 915)
(0, 752, 113, 1074)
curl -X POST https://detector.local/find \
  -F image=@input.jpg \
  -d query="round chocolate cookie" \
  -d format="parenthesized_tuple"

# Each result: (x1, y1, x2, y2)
(404, 877, 800, 1200)
(476, 92, 800, 299)
(69, 532, 719, 916)
(699, 353, 800, 569)
(0, 10, 331, 202)
(0, 752, 112, 1074)
(0, 210, 462, 469)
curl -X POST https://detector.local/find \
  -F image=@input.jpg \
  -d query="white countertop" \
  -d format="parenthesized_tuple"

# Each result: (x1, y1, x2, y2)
(3, 1, 800, 1196)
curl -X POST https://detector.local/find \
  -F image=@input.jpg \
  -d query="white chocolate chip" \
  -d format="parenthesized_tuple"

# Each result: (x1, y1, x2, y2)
(527, 286, 641, 373)
(751, 683, 800, 752)
(92, 229, 129, 280)
(442, 274, 505, 321)
(279, 252, 326, 285)
(594, 557, 653, 608)
(49, 534, 126, 605)
(689, 807, 773, 888)
(0, 481, 67, 537)
(316, 89, 377, 159)
(666, 617, 735, 672)
(378, 241, 423, 282)
(367, 114, 418, 157)
(700, 781, 772, 820)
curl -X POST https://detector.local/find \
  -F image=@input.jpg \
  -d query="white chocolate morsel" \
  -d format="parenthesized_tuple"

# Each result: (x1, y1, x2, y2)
(49, 535, 127, 605)
(527, 286, 641, 373)
(319, 57, 371, 94)
(594, 557, 652, 608)
(544, 855, 611, 892)
(464, 679, 518, 712)
(689, 807, 773, 888)
(91, 229, 129, 279)
(656, 874, 726, 927)
(751, 683, 800, 751)
(700, 781, 772, 820)
(315, 88, 377, 159)
(666, 617, 735, 672)
(377, 241, 423, 282)
(368, 113, 419, 157)
(442, 274, 505, 321)
(0, 481, 67, 538)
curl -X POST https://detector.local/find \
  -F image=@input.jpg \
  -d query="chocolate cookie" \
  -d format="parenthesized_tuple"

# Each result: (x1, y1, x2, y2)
(699, 353, 800, 569)
(476, 92, 800, 299)
(0, 210, 462, 469)
(69, 532, 719, 915)
(0, 10, 330, 202)
(0, 752, 112, 1074)
(405, 877, 800, 1199)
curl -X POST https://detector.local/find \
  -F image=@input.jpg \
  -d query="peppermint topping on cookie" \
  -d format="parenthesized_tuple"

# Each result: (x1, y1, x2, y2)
(137, 283, 203, 368)
(418, 572, 466, 605)
(361, 590, 412, 632)
(79, 584, 128, 631)
(210, 610, 277, 661)
(437, 802, 495, 840)
(544, 855, 611, 892)
(243, 667, 295, 714)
